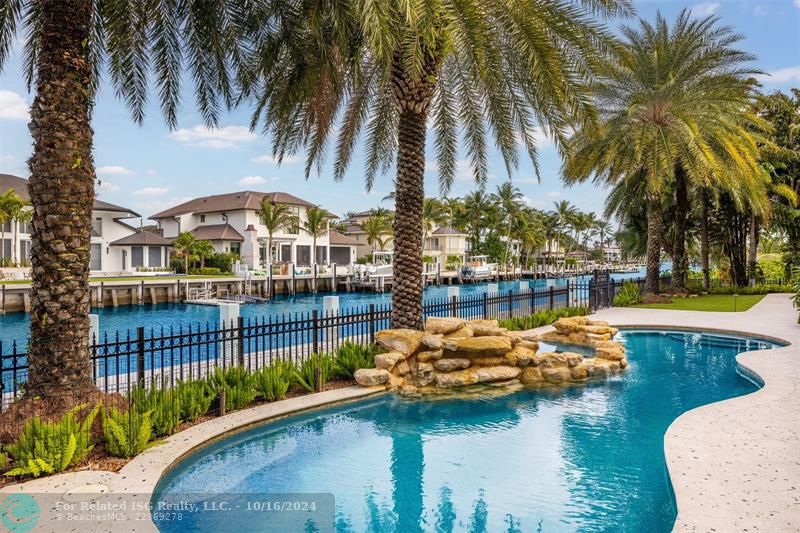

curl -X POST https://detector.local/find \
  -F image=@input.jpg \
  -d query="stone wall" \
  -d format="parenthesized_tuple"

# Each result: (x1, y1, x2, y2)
(354, 316, 627, 395)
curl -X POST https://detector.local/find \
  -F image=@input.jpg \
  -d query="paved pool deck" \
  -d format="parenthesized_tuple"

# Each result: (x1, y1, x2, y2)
(1, 293, 797, 532)
(590, 293, 799, 533)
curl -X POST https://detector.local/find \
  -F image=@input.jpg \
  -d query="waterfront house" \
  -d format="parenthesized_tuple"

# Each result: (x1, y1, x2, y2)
(341, 209, 394, 259)
(423, 226, 468, 269)
(150, 191, 358, 269)
(0, 173, 155, 276)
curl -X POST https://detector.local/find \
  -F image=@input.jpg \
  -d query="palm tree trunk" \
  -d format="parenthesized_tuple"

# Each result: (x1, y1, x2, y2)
(748, 214, 758, 287)
(700, 190, 711, 290)
(671, 166, 688, 292)
(644, 195, 663, 295)
(27, 0, 96, 396)
(392, 108, 427, 329)
(12, 219, 18, 265)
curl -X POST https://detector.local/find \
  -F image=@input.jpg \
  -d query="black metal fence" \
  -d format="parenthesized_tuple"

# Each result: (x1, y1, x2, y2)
(1, 274, 789, 407)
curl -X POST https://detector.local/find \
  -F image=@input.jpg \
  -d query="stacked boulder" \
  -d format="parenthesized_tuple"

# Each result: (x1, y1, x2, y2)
(353, 315, 627, 394)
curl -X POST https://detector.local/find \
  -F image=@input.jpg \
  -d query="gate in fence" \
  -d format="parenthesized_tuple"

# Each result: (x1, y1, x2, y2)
(589, 269, 613, 309)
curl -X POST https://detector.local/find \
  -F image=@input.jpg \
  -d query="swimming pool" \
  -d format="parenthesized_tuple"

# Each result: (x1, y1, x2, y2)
(153, 329, 777, 532)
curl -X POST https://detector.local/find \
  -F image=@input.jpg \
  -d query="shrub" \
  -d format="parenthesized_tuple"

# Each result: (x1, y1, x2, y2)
(613, 281, 642, 307)
(204, 252, 239, 273)
(498, 306, 590, 331)
(176, 380, 215, 422)
(102, 407, 152, 458)
(294, 354, 336, 392)
(207, 366, 256, 411)
(706, 284, 791, 295)
(334, 342, 375, 379)
(253, 363, 293, 401)
(130, 387, 182, 438)
(189, 267, 222, 276)
(4, 404, 99, 478)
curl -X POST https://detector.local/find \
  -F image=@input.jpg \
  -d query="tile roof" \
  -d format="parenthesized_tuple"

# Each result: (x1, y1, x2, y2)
(110, 230, 173, 246)
(190, 223, 244, 242)
(432, 226, 467, 236)
(150, 191, 315, 219)
(328, 230, 360, 246)
(0, 173, 140, 217)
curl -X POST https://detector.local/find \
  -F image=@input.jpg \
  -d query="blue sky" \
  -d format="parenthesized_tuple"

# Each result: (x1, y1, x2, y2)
(0, 0, 798, 223)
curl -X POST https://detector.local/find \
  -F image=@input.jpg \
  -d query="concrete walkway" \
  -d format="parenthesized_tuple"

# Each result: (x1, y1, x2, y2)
(591, 293, 799, 532)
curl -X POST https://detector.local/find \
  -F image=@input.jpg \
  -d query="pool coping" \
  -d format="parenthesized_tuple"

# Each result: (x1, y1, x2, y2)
(588, 294, 800, 533)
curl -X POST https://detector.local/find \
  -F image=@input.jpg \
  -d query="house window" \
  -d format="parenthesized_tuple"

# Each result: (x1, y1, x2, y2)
(18, 221, 30, 234)
(90, 243, 102, 270)
(92, 218, 103, 237)
(229, 242, 241, 256)
(200, 215, 206, 223)
(315, 246, 327, 265)
(2, 221, 10, 232)
(330, 246, 350, 265)
(131, 246, 144, 268)
(429, 238, 440, 251)
(1, 239, 10, 260)
(20, 240, 31, 263)
(148, 246, 162, 268)
(280, 244, 292, 262)
(296, 245, 311, 266)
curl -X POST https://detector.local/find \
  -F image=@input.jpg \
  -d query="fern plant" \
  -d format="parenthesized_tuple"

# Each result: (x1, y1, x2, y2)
(253, 364, 293, 402)
(207, 366, 256, 411)
(102, 407, 152, 458)
(294, 354, 336, 392)
(5, 404, 99, 478)
(130, 387, 182, 437)
(176, 380, 215, 422)
(613, 282, 642, 307)
(334, 342, 376, 379)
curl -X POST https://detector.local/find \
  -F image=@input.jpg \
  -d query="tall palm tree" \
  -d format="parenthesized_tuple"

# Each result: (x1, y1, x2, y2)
(492, 182, 524, 271)
(240, 1, 630, 329)
(595, 219, 613, 263)
(359, 215, 393, 254)
(462, 190, 491, 253)
(258, 199, 299, 265)
(563, 11, 767, 295)
(0, 1, 252, 396)
(422, 198, 445, 241)
(172, 232, 197, 275)
(541, 212, 560, 273)
(553, 200, 577, 273)
(441, 197, 464, 229)
(193, 239, 215, 270)
(303, 205, 331, 265)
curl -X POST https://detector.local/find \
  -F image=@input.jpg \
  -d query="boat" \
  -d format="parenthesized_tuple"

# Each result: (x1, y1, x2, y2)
(461, 255, 497, 281)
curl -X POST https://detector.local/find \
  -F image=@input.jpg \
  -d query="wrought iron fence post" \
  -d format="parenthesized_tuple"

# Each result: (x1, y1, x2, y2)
(136, 326, 145, 388)
(482, 292, 488, 320)
(566, 279, 570, 307)
(450, 295, 458, 317)
(507, 289, 514, 319)
(549, 285, 555, 310)
(312, 310, 320, 354)
(588, 279, 596, 310)
(237, 316, 245, 366)
(369, 304, 376, 343)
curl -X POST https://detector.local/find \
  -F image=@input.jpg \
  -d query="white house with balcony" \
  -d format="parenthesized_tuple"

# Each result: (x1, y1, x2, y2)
(423, 226, 468, 268)
(0, 173, 160, 276)
(150, 191, 358, 270)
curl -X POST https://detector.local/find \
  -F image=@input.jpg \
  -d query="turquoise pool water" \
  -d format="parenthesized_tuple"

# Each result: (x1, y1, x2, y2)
(154, 330, 777, 532)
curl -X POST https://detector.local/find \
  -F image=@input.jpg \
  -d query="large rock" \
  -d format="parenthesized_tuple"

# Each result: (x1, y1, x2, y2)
(422, 334, 443, 350)
(563, 352, 584, 368)
(395, 360, 411, 375)
(570, 364, 589, 380)
(435, 369, 479, 388)
(520, 366, 543, 384)
(417, 350, 443, 362)
(595, 341, 625, 361)
(582, 324, 619, 336)
(443, 324, 474, 339)
(469, 319, 508, 337)
(506, 330, 540, 345)
(470, 356, 506, 366)
(475, 366, 521, 383)
(376, 329, 425, 355)
(541, 366, 572, 383)
(417, 362, 435, 386)
(442, 336, 512, 357)
(374, 352, 405, 371)
(354, 368, 390, 386)
(538, 352, 569, 368)
(434, 358, 471, 372)
(426, 317, 466, 335)
(505, 345, 536, 367)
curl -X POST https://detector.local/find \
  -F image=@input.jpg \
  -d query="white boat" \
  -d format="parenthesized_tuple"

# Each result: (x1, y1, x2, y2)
(461, 255, 496, 280)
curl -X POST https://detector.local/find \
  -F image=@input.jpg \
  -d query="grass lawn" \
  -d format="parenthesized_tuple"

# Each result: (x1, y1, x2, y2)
(634, 293, 765, 312)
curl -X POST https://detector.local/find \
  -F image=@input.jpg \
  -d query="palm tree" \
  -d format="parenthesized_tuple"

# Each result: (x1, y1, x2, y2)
(6, 194, 31, 264)
(441, 197, 464, 229)
(0, 189, 18, 264)
(595, 219, 613, 263)
(359, 215, 393, 254)
(239, 1, 630, 329)
(492, 182, 524, 271)
(553, 200, 577, 273)
(172, 232, 196, 275)
(303, 206, 332, 265)
(194, 240, 215, 270)
(0, 1, 252, 396)
(462, 190, 491, 253)
(258, 199, 298, 266)
(422, 198, 445, 241)
(564, 11, 767, 295)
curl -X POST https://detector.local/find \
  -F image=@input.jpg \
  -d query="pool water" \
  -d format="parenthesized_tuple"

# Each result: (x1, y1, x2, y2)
(154, 330, 776, 533)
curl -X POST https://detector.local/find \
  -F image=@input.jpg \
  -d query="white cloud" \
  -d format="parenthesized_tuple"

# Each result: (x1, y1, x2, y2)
(170, 125, 256, 149)
(690, 2, 720, 16)
(546, 191, 561, 197)
(756, 66, 800, 85)
(237, 175, 278, 186)
(795, 0, 800, 8)
(0, 90, 29, 120)
(753, 4, 768, 16)
(133, 187, 168, 196)
(251, 154, 298, 165)
(96, 165, 133, 175)
(96, 180, 120, 194)
(147, 169, 157, 175)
